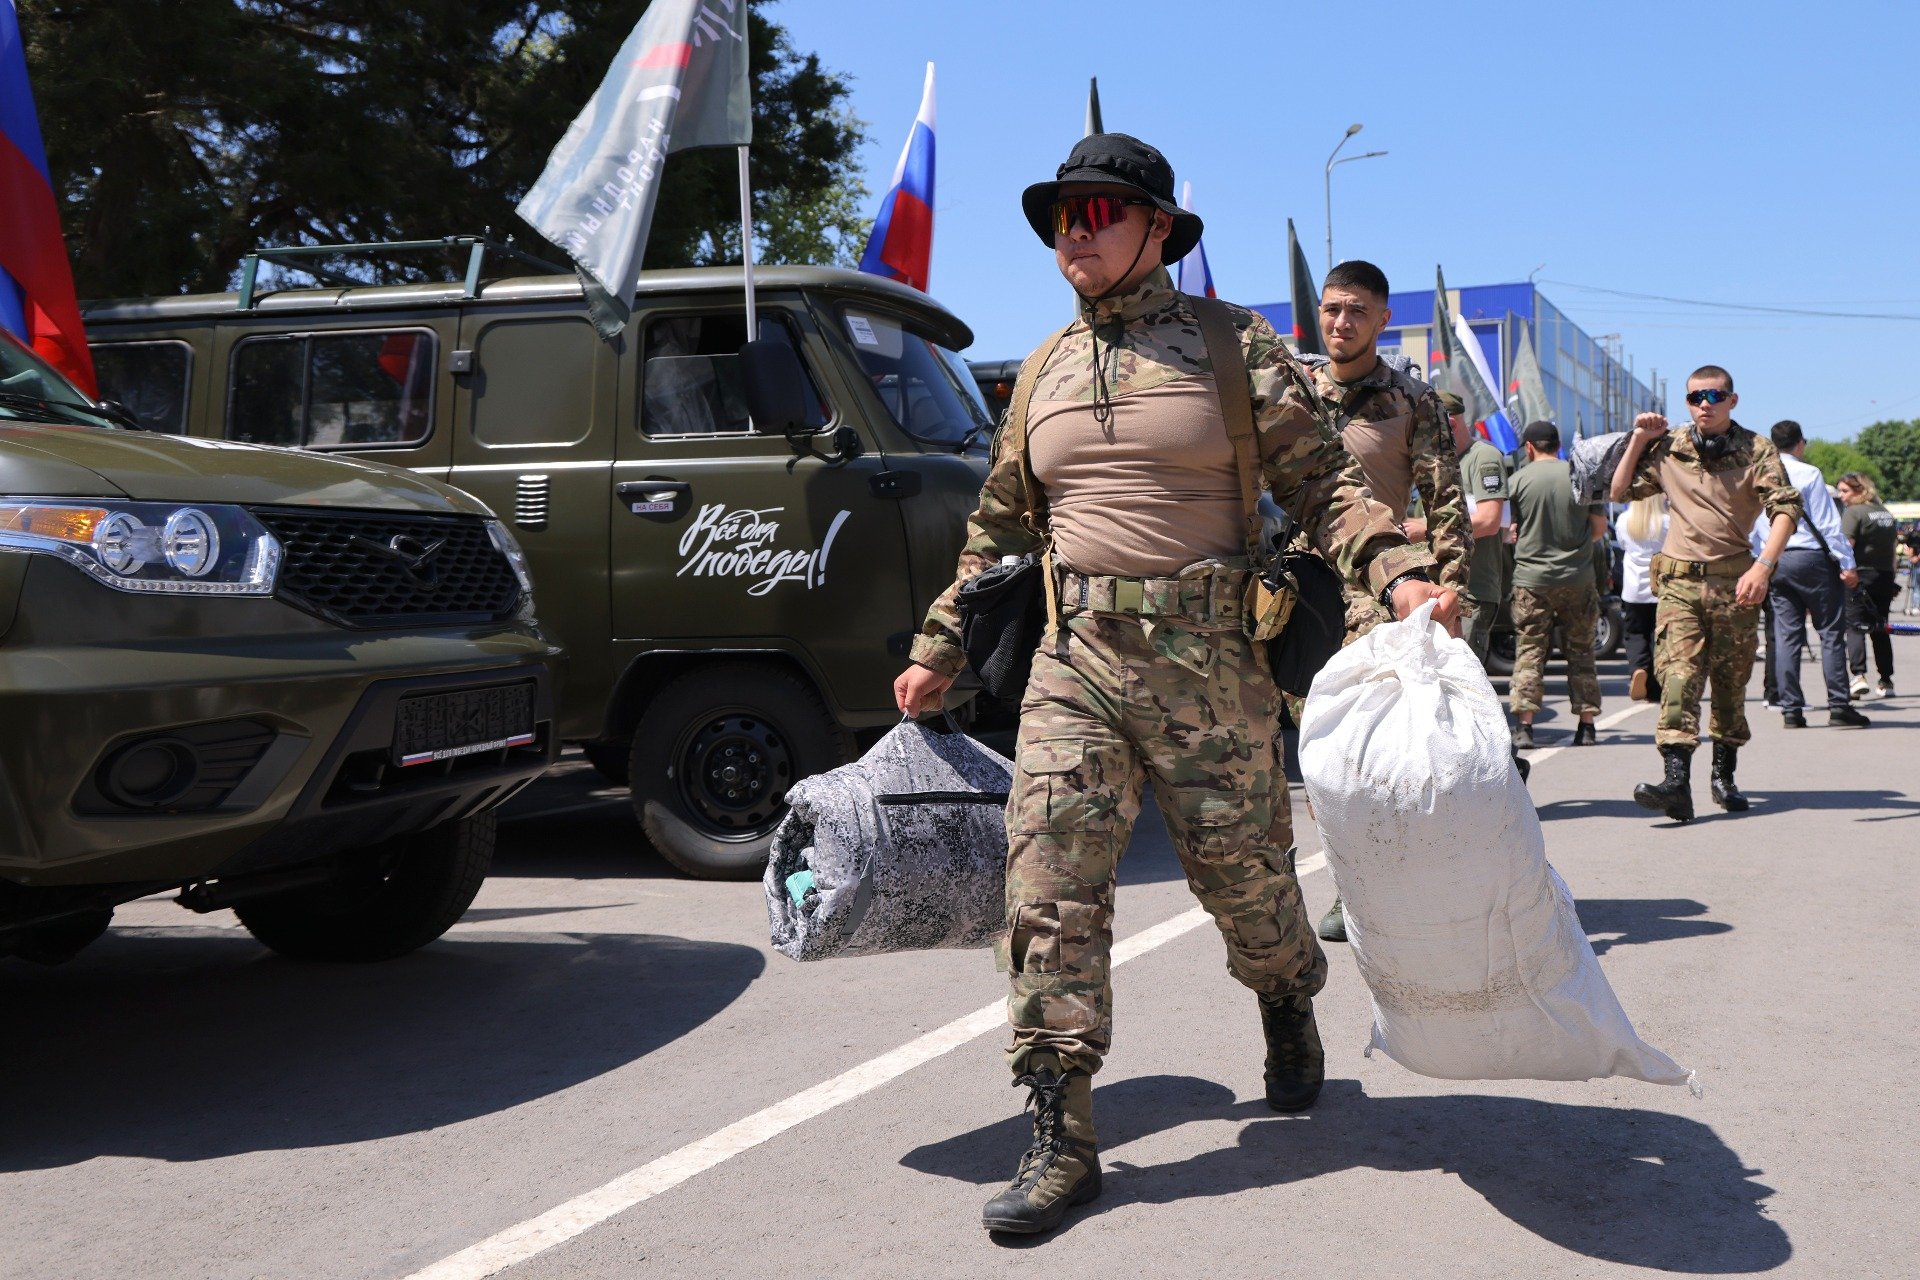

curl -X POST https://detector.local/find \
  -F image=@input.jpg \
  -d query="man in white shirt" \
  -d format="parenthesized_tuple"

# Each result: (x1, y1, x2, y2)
(1756, 419, 1867, 729)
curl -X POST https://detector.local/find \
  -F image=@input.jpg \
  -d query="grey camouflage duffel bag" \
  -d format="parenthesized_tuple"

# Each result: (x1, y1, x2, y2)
(765, 720, 1012, 961)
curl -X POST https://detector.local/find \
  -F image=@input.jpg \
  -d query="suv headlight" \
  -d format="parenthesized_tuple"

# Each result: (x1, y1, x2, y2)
(0, 501, 281, 595)
(486, 519, 537, 621)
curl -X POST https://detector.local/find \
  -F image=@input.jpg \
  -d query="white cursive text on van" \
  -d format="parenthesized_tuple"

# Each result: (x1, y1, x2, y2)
(675, 503, 850, 596)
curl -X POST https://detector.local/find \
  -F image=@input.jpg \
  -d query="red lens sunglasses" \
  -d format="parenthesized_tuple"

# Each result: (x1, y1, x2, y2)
(1049, 195, 1152, 237)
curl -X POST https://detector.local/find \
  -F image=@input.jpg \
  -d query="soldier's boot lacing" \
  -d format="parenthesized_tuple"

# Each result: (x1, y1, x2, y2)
(981, 1056, 1099, 1235)
(1260, 992, 1325, 1112)
(1710, 742, 1749, 811)
(1633, 745, 1694, 823)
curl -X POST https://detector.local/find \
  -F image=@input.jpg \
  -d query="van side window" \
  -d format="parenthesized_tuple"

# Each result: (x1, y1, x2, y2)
(471, 318, 596, 447)
(228, 330, 435, 448)
(89, 341, 192, 434)
(641, 312, 828, 438)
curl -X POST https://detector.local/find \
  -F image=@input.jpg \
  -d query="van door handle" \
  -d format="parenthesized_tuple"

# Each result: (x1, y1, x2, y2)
(617, 479, 692, 521)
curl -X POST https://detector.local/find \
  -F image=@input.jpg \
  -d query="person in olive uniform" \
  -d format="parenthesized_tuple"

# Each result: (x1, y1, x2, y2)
(894, 134, 1457, 1237)
(1446, 389, 1513, 666)
(1508, 421, 1606, 748)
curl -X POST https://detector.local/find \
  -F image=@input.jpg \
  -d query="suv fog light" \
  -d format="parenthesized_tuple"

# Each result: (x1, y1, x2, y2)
(94, 512, 148, 575)
(162, 508, 220, 577)
(99, 737, 200, 809)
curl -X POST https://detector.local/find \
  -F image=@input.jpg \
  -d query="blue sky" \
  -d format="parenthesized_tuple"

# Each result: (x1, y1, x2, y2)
(771, 0, 1920, 440)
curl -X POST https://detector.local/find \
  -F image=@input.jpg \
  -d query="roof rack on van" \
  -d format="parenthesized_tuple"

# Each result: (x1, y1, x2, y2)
(235, 234, 569, 310)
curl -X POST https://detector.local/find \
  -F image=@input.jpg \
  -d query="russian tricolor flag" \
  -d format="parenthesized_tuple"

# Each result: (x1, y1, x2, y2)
(0, 0, 96, 395)
(1175, 181, 1214, 299)
(858, 63, 935, 293)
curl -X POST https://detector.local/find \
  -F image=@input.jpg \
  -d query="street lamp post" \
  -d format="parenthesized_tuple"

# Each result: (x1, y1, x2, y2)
(1324, 123, 1387, 272)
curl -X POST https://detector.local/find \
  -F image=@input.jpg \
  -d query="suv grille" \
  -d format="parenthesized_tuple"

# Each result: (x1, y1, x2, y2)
(251, 508, 522, 628)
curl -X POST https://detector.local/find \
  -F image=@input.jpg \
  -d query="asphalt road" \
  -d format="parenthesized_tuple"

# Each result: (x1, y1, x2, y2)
(6, 647, 1917, 1280)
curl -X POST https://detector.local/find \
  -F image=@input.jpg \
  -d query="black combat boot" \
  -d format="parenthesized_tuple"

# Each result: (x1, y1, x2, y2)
(1260, 992, 1325, 1112)
(1709, 742, 1748, 812)
(981, 1054, 1099, 1235)
(1632, 745, 1694, 823)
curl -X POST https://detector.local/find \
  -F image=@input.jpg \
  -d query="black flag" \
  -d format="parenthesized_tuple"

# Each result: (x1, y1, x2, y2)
(1288, 219, 1324, 356)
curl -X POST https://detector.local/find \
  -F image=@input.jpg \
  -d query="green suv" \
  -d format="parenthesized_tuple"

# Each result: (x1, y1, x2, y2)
(0, 330, 560, 963)
(82, 245, 993, 878)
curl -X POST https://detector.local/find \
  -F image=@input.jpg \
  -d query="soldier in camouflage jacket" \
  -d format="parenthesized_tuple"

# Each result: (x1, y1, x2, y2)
(892, 133, 1455, 1239)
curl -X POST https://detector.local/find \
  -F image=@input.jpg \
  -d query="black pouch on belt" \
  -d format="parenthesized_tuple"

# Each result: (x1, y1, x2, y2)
(956, 555, 1045, 701)
(1261, 547, 1347, 697)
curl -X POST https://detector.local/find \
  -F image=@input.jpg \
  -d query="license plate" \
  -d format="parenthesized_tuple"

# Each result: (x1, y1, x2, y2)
(394, 683, 536, 766)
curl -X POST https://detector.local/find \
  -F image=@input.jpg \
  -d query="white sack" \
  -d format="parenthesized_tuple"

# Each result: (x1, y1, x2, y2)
(1299, 602, 1694, 1090)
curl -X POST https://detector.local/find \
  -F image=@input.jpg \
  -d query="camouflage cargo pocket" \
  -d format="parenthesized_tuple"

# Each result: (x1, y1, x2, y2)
(1012, 737, 1120, 834)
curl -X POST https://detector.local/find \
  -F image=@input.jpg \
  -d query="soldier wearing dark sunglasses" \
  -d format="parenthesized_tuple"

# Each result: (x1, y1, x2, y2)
(1609, 365, 1801, 821)
(894, 133, 1457, 1236)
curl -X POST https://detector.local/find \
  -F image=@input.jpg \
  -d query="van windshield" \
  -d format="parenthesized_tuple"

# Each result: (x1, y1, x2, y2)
(839, 309, 994, 450)
(0, 332, 120, 428)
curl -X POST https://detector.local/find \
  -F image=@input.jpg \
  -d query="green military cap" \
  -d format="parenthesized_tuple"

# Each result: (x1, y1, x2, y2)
(1437, 390, 1466, 415)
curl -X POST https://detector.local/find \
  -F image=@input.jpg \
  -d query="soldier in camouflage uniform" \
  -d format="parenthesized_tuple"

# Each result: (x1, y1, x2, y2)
(1295, 259, 1471, 944)
(1446, 389, 1514, 666)
(1611, 365, 1801, 822)
(894, 134, 1455, 1236)
(1507, 420, 1606, 749)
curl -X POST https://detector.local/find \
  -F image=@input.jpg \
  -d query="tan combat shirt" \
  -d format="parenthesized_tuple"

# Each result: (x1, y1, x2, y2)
(909, 270, 1433, 678)
(1304, 357, 1473, 598)
(1623, 423, 1801, 562)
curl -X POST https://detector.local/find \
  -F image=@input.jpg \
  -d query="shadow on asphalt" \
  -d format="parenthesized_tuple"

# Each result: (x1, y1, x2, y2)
(1742, 789, 1920, 821)
(906, 1076, 1788, 1271)
(1537, 796, 1673, 823)
(0, 928, 762, 1172)
(1576, 898, 1732, 955)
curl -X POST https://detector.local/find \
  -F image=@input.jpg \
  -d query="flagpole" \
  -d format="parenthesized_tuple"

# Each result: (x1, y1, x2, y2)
(737, 144, 758, 342)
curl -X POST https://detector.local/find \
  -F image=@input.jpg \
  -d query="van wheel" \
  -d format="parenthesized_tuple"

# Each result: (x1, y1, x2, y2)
(582, 740, 631, 785)
(1595, 602, 1624, 659)
(1485, 630, 1516, 676)
(235, 810, 494, 961)
(629, 663, 849, 880)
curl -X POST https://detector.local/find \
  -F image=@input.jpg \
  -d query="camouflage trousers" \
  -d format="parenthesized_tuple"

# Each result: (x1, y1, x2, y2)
(1004, 610, 1326, 1078)
(1508, 582, 1603, 717)
(1652, 553, 1759, 748)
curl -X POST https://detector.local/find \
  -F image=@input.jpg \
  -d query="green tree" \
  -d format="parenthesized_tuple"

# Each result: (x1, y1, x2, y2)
(1803, 440, 1887, 492)
(1854, 419, 1920, 502)
(23, 1, 867, 299)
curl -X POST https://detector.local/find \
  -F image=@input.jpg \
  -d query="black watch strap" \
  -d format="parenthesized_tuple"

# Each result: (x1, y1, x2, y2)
(1378, 568, 1432, 608)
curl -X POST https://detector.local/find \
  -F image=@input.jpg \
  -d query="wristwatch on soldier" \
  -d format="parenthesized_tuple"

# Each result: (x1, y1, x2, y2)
(1379, 568, 1433, 608)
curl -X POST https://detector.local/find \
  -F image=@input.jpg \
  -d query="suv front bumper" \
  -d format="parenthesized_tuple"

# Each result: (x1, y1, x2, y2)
(0, 563, 562, 886)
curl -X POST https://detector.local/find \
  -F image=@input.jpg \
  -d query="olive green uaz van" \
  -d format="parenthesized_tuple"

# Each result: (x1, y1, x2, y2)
(83, 241, 994, 878)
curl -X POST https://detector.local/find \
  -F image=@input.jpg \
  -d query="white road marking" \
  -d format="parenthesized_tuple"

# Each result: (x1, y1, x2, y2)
(405, 854, 1324, 1280)
(411, 701, 1649, 1280)
(1525, 699, 1654, 768)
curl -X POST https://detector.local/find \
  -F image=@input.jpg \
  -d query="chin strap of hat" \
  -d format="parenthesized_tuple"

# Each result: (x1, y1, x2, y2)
(1079, 220, 1157, 428)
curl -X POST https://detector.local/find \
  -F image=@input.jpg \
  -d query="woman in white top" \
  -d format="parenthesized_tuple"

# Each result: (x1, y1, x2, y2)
(1614, 495, 1668, 703)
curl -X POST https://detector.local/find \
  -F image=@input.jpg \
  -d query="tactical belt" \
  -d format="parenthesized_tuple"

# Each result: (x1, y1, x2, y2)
(1058, 566, 1250, 625)
(1652, 552, 1754, 579)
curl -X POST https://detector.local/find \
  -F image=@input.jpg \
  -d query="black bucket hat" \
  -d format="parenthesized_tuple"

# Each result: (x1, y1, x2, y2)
(1021, 133, 1204, 265)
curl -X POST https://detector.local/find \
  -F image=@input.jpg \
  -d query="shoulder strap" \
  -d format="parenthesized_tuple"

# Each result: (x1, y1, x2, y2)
(1003, 324, 1073, 531)
(1188, 294, 1264, 557)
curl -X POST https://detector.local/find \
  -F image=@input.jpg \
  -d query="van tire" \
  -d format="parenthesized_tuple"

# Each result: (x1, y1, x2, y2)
(235, 810, 495, 961)
(582, 740, 631, 785)
(630, 663, 849, 880)
(1485, 628, 1516, 676)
